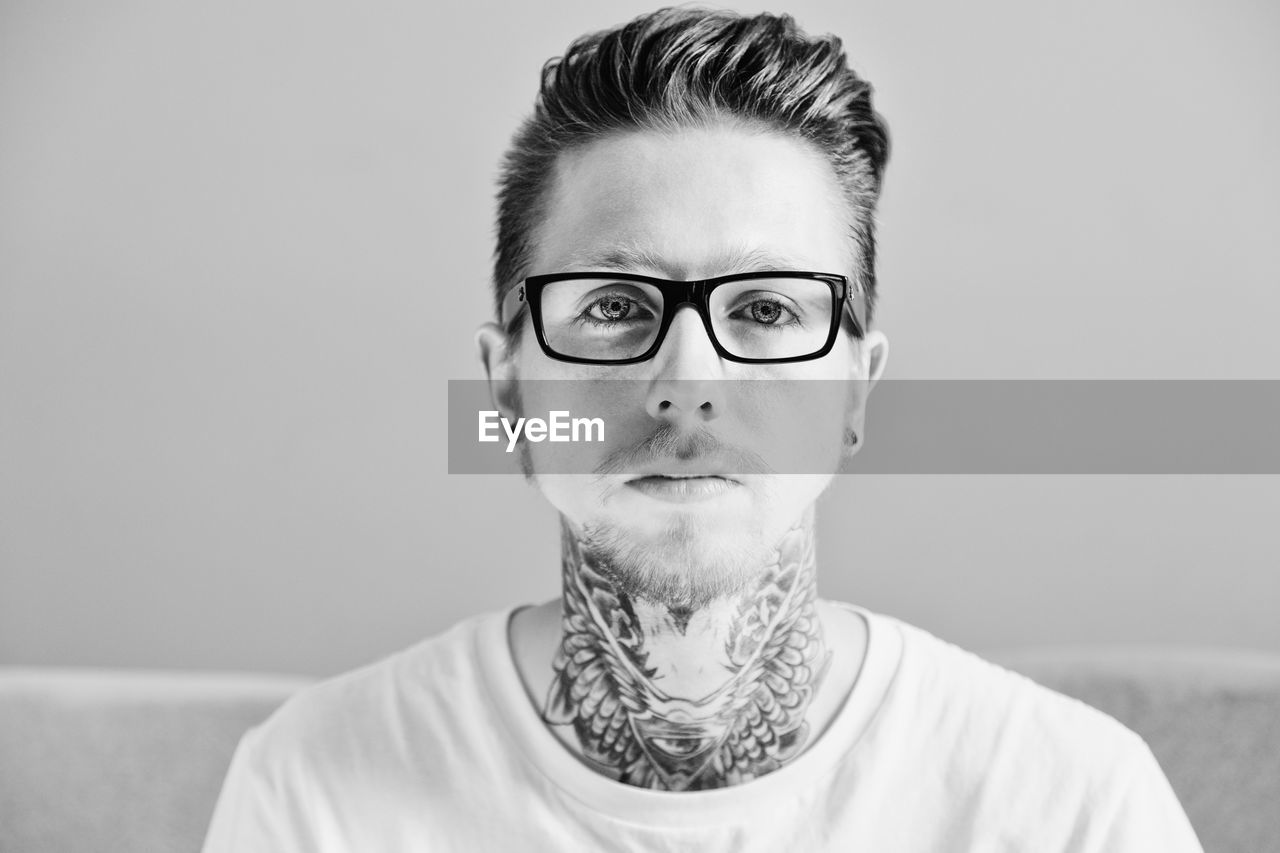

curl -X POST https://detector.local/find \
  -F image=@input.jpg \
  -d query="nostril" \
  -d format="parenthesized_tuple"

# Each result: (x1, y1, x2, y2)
(699, 402, 713, 412)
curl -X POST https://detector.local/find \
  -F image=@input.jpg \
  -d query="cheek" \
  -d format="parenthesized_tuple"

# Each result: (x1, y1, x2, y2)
(771, 474, 836, 509)
(515, 381, 648, 476)
(531, 473, 597, 522)
(737, 384, 850, 476)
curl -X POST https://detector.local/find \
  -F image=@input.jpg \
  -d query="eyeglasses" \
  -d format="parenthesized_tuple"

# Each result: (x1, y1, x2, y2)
(500, 271, 865, 365)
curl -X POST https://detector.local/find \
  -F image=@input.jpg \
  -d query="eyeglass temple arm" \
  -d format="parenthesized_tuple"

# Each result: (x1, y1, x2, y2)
(499, 283, 526, 329)
(844, 283, 867, 338)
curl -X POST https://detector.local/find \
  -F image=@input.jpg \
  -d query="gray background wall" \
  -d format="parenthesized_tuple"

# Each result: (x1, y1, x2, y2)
(1, 0, 1276, 677)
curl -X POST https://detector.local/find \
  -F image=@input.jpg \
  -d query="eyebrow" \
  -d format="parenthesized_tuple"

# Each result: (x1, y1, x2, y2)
(560, 244, 811, 278)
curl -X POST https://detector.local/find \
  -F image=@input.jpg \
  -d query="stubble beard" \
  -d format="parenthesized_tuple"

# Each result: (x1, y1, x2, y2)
(580, 513, 771, 611)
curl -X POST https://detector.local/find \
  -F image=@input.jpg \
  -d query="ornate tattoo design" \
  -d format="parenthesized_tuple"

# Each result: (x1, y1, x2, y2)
(542, 523, 831, 791)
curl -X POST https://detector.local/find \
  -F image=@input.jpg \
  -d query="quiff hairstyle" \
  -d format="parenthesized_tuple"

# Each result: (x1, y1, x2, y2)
(493, 7, 890, 337)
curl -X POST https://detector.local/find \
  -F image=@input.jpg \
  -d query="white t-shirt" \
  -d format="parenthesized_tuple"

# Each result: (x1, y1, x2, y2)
(202, 603, 1203, 852)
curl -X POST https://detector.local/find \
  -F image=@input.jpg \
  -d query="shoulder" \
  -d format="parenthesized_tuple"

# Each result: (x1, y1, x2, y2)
(204, 610, 519, 849)
(879, 612, 1150, 785)
(244, 609, 508, 775)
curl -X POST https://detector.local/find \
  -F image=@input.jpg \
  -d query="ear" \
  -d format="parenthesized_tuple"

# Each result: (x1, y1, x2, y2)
(475, 322, 521, 422)
(844, 329, 889, 459)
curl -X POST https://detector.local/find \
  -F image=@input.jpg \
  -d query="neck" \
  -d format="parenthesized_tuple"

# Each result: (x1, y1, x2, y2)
(543, 508, 830, 791)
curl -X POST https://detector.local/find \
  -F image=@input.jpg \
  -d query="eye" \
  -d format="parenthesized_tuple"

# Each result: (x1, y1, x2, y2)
(748, 299, 786, 324)
(589, 294, 638, 322)
(734, 297, 799, 326)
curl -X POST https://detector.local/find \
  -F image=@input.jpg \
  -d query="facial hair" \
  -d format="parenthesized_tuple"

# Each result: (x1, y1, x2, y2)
(580, 510, 772, 611)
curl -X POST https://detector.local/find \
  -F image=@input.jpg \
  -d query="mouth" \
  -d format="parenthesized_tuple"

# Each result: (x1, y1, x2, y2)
(625, 474, 741, 503)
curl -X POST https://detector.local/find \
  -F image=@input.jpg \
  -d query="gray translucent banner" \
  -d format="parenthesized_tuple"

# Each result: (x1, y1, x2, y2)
(448, 380, 1280, 474)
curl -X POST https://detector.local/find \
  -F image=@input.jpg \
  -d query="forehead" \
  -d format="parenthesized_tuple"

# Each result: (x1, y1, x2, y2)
(531, 125, 853, 279)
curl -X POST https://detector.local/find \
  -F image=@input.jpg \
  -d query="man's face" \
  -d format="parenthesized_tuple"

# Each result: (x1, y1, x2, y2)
(482, 123, 887, 607)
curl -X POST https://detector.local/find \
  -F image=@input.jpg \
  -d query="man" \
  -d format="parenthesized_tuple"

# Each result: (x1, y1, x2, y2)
(204, 8, 1203, 850)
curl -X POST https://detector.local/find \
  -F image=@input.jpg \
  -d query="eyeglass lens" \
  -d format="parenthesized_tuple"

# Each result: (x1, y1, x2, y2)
(538, 277, 835, 361)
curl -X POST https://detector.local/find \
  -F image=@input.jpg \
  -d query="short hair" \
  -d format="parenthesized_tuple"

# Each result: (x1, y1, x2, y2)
(493, 7, 890, 338)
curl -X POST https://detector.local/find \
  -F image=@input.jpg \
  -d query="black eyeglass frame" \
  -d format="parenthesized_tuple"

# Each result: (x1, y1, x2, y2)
(500, 270, 865, 365)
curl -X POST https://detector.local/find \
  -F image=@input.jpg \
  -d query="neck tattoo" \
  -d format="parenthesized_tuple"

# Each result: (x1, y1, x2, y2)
(542, 519, 831, 791)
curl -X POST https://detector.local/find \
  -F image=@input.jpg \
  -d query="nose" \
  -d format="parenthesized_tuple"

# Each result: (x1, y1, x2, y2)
(644, 304, 725, 425)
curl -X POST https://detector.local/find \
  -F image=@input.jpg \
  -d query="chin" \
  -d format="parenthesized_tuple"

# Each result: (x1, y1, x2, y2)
(579, 512, 770, 609)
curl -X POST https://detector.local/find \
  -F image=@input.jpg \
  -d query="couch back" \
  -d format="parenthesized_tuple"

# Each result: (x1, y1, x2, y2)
(0, 668, 309, 853)
(987, 645, 1280, 853)
(2, 649, 1278, 852)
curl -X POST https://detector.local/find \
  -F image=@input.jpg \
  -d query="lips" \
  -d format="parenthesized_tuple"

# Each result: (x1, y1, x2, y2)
(624, 474, 741, 503)
(631, 473, 737, 482)
(626, 461, 742, 482)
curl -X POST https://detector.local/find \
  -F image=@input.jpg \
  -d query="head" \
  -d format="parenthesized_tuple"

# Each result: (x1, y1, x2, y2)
(477, 8, 891, 608)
